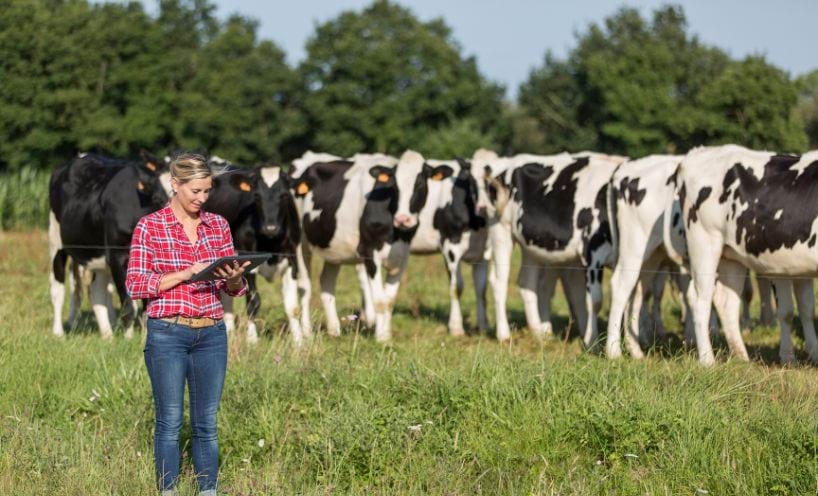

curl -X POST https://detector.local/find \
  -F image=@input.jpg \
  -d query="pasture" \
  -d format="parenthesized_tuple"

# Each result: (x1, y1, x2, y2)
(2, 230, 818, 495)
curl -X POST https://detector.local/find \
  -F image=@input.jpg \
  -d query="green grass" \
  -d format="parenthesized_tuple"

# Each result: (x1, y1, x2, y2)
(2, 230, 818, 495)
(0, 169, 50, 230)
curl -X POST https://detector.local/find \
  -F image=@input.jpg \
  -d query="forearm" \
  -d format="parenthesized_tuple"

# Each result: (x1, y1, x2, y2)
(158, 269, 191, 292)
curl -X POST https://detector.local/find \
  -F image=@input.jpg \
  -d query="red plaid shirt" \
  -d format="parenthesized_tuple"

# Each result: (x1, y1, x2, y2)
(126, 203, 247, 319)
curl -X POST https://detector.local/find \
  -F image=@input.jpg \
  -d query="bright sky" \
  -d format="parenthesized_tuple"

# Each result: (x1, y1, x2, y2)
(143, 0, 818, 99)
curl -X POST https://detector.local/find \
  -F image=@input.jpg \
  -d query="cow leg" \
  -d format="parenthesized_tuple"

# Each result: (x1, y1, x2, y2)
(222, 294, 236, 333)
(740, 272, 753, 330)
(90, 270, 114, 340)
(649, 269, 669, 341)
(67, 260, 82, 331)
(489, 223, 514, 341)
(688, 241, 721, 366)
(519, 253, 547, 339)
(381, 245, 410, 342)
(606, 255, 642, 359)
(356, 263, 376, 328)
(244, 273, 260, 345)
(711, 258, 750, 361)
(319, 262, 342, 337)
(444, 244, 466, 336)
(758, 275, 775, 327)
(49, 213, 67, 337)
(582, 264, 604, 350)
(561, 269, 589, 340)
(472, 259, 489, 333)
(107, 252, 136, 339)
(794, 279, 818, 364)
(537, 268, 557, 338)
(772, 279, 797, 364)
(281, 265, 305, 346)
(297, 244, 313, 336)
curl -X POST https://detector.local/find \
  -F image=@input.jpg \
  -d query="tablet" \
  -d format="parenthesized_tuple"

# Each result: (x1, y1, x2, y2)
(189, 253, 273, 282)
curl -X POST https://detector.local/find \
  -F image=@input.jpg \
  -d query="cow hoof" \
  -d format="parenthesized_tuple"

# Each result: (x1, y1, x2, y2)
(449, 327, 465, 337)
(699, 355, 716, 367)
(375, 334, 391, 343)
(606, 347, 622, 360)
(780, 354, 796, 365)
(101, 333, 114, 342)
(124, 328, 134, 340)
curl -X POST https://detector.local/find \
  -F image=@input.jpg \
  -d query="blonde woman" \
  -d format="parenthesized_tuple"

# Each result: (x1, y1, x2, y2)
(126, 153, 249, 495)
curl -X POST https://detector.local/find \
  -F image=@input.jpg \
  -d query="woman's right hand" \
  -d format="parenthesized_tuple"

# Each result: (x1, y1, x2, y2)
(185, 262, 211, 281)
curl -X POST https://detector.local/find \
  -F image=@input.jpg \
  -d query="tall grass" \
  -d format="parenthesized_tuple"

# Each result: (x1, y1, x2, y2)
(0, 168, 50, 230)
(2, 231, 818, 495)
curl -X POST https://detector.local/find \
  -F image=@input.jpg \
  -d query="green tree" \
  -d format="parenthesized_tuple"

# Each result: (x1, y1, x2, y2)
(297, 0, 507, 157)
(517, 5, 805, 156)
(796, 69, 818, 150)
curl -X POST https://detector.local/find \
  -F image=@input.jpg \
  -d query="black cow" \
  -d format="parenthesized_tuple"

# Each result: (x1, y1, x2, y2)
(49, 151, 169, 338)
(203, 165, 308, 345)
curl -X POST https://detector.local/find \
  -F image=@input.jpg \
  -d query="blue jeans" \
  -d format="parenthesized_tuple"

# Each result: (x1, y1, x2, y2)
(144, 318, 228, 493)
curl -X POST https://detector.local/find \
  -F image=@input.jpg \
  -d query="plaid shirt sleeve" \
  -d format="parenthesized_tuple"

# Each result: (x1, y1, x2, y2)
(215, 217, 248, 297)
(125, 218, 163, 299)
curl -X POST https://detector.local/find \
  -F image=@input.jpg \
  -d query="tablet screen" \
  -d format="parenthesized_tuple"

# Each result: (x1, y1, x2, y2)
(189, 253, 273, 282)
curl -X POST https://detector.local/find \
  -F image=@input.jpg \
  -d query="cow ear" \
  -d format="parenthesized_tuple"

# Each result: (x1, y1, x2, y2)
(455, 157, 471, 170)
(430, 165, 454, 181)
(228, 173, 255, 193)
(369, 166, 394, 184)
(422, 163, 433, 177)
(294, 178, 311, 196)
(139, 149, 164, 173)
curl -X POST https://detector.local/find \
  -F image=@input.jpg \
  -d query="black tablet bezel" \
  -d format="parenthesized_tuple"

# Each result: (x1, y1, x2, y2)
(189, 253, 273, 282)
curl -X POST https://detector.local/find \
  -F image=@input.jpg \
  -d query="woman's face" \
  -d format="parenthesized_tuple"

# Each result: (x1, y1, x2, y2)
(172, 177, 212, 215)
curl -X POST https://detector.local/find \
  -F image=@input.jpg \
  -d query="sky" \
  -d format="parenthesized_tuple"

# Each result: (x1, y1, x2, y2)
(143, 0, 818, 99)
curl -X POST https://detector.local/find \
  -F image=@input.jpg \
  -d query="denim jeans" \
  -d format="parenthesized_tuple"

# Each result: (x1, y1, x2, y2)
(144, 317, 227, 494)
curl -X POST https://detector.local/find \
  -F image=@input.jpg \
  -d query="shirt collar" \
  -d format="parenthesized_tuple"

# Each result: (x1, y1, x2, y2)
(159, 202, 214, 227)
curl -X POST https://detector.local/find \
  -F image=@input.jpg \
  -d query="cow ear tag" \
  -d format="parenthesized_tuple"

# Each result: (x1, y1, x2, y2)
(297, 182, 310, 195)
(377, 173, 390, 183)
(137, 181, 145, 191)
(146, 162, 157, 172)
(431, 172, 444, 181)
(239, 181, 252, 192)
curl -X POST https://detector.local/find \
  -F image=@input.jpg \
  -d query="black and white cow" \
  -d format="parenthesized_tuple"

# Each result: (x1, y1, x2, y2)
(671, 144, 818, 365)
(49, 151, 170, 339)
(477, 151, 625, 346)
(292, 152, 444, 341)
(203, 165, 309, 345)
(606, 155, 687, 358)
(370, 151, 489, 335)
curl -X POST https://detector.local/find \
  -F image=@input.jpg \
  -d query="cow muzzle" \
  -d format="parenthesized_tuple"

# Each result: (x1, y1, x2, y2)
(260, 224, 280, 237)
(393, 213, 416, 229)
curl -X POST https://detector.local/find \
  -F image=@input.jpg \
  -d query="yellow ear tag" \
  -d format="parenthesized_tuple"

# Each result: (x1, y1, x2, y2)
(146, 162, 157, 172)
(297, 182, 310, 195)
(377, 173, 390, 183)
(137, 181, 145, 191)
(431, 172, 444, 181)
(239, 181, 252, 192)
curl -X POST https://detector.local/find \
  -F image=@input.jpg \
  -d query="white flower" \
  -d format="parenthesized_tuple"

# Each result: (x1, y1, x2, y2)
(408, 424, 422, 432)
(257, 438, 265, 448)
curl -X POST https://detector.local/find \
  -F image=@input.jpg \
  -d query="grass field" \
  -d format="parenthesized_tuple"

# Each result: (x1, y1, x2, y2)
(2, 230, 818, 495)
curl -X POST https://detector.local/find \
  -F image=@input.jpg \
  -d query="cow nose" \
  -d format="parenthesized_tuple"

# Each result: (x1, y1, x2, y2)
(261, 224, 279, 236)
(393, 213, 414, 228)
(477, 205, 488, 217)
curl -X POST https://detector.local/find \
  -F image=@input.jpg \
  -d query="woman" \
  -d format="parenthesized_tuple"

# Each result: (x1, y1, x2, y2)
(126, 153, 250, 496)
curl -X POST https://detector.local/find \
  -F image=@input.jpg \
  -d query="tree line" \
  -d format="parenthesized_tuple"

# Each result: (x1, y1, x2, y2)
(1, 0, 817, 174)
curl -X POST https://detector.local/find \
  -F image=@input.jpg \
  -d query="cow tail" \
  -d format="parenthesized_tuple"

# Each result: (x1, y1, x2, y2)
(606, 175, 619, 266)
(663, 165, 685, 267)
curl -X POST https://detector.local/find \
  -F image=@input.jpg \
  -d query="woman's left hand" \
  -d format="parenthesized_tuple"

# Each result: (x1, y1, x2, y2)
(214, 260, 251, 288)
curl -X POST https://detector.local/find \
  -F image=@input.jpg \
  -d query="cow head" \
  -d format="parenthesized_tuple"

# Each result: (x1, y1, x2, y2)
(139, 149, 172, 197)
(393, 149, 440, 232)
(451, 158, 486, 230)
(471, 148, 505, 219)
(255, 166, 297, 239)
(135, 150, 170, 208)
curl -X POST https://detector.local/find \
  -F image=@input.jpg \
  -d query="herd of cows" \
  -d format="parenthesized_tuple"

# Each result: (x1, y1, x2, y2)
(46, 144, 818, 366)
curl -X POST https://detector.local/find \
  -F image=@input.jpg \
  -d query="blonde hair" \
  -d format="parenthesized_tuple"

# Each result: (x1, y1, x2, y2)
(170, 153, 211, 188)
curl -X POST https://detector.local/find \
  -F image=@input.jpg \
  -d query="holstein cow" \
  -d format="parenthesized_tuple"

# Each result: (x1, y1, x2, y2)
(606, 155, 688, 358)
(479, 151, 626, 346)
(203, 165, 309, 345)
(49, 151, 170, 339)
(384, 151, 489, 335)
(292, 152, 439, 341)
(670, 144, 818, 365)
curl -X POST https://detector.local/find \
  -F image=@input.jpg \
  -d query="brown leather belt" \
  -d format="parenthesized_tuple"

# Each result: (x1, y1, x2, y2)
(160, 316, 218, 329)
